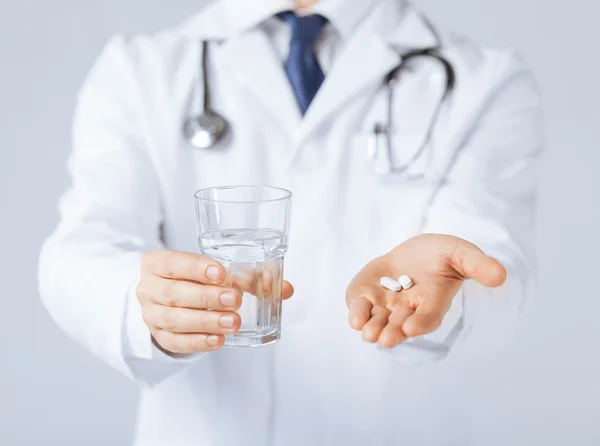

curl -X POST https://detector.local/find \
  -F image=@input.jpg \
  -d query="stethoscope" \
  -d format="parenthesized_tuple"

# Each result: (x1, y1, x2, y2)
(183, 41, 229, 150)
(184, 36, 456, 176)
(368, 46, 456, 176)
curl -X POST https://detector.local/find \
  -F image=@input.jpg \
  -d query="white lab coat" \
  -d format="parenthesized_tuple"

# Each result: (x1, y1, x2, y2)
(38, 0, 543, 444)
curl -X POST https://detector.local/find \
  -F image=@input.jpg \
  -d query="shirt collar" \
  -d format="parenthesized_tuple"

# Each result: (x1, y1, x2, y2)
(181, 0, 396, 40)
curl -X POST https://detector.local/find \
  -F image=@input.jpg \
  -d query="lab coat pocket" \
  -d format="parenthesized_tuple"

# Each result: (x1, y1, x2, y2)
(351, 131, 430, 183)
(343, 134, 435, 259)
(353, 59, 450, 183)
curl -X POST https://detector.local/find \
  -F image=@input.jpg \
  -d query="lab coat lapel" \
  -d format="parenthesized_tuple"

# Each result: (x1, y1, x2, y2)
(295, 17, 399, 148)
(219, 28, 302, 135)
(296, 4, 441, 148)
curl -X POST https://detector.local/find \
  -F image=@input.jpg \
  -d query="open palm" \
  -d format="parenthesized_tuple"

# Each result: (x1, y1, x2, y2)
(346, 234, 507, 348)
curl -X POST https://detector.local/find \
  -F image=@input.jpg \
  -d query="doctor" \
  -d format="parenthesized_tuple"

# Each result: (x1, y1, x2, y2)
(39, 0, 543, 444)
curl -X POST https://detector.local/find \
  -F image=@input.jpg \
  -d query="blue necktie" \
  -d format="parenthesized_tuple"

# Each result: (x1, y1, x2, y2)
(278, 12, 328, 115)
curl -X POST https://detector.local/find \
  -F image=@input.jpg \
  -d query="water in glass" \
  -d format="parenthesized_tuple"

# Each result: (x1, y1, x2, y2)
(199, 228, 288, 347)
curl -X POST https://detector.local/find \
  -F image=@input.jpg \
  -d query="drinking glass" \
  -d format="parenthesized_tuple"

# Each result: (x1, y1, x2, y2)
(195, 186, 292, 347)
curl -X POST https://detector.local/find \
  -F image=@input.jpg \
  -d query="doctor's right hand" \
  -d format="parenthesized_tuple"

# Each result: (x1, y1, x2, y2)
(136, 249, 294, 354)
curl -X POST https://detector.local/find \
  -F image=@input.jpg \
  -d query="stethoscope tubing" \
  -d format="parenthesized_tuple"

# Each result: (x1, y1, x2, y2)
(377, 47, 455, 176)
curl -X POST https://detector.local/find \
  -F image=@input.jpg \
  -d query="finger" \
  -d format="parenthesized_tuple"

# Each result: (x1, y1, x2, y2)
(401, 294, 447, 338)
(144, 249, 227, 285)
(263, 258, 281, 298)
(152, 278, 242, 310)
(152, 329, 224, 354)
(378, 306, 414, 348)
(262, 267, 274, 298)
(250, 264, 276, 299)
(230, 267, 257, 294)
(229, 264, 293, 300)
(348, 297, 373, 330)
(361, 307, 390, 343)
(451, 244, 507, 287)
(282, 281, 294, 300)
(146, 306, 241, 335)
(346, 280, 386, 306)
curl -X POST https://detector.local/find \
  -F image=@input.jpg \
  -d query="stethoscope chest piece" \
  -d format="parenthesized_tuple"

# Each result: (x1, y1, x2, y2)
(184, 40, 229, 150)
(184, 111, 228, 150)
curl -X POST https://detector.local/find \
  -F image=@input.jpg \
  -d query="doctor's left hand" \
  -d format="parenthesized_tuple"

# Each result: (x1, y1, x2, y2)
(346, 234, 507, 348)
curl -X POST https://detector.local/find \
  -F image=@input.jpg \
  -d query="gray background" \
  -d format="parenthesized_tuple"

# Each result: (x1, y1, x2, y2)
(1, 0, 598, 445)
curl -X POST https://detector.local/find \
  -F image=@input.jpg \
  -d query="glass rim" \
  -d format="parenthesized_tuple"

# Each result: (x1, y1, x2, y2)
(194, 185, 292, 204)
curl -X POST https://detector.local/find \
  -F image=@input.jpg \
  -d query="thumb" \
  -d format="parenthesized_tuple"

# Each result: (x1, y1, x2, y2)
(450, 242, 507, 287)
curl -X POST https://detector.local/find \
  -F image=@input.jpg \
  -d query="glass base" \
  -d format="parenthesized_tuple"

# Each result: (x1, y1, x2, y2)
(224, 329, 280, 347)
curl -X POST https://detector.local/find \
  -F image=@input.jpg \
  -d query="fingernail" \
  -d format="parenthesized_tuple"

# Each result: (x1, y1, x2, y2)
(220, 292, 237, 308)
(220, 314, 236, 328)
(207, 335, 220, 346)
(206, 265, 221, 282)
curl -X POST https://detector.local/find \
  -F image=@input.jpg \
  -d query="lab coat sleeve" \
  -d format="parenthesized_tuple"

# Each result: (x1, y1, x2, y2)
(38, 35, 204, 387)
(383, 52, 544, 364)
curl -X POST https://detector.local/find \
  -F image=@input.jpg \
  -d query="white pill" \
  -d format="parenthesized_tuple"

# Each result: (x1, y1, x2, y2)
(380, 277, 402, 292)
(398, 274, 414, 290)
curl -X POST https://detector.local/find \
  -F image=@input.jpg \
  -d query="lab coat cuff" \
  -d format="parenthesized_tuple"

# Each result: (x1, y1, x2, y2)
(123, 276, 205, 364)
(379, 287, 464, 365)
(450, 274, 519, 358)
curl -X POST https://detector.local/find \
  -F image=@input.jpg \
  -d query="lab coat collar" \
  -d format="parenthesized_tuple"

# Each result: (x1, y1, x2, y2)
(179, 0, 440, 145)
(295, 1, 440, 147)
(180, 0, 398, 138)
(384, 5, 440, 51)
(180, 0, 389, 40)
